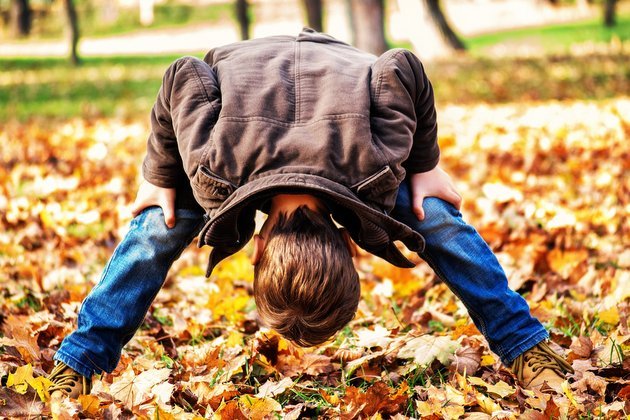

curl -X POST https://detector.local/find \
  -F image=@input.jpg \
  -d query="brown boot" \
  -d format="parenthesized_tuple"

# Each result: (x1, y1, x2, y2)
(48, 362, 92, 398)
(510, 341, 573, 392)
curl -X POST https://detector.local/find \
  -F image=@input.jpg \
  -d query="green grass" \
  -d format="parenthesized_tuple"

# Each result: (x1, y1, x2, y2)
(0, 47, 628, 121)
(0, 54, 190, 120)
(1, 2, 235, 41)
(465, 14, 630, 54)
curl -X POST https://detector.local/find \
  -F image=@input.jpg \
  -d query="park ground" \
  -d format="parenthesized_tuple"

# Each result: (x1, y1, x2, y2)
(0, 4, 629, 418)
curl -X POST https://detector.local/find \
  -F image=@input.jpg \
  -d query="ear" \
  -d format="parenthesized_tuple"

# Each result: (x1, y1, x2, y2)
(339, 228, 357, 258)
(251, 234, 266, 265)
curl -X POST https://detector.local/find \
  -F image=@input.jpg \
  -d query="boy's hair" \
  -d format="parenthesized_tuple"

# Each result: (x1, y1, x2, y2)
(254, 205, 360, 347)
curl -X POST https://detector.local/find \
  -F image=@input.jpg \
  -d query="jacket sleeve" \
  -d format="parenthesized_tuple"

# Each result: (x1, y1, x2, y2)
(142, 56, 221, 188)
(399, 51, 440, 173)
(370, 49, 439, 174)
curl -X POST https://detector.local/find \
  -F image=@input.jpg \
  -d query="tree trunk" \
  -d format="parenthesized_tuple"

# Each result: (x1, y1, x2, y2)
(302, 0, 323, 32)
(423, 0, 465, 50)
(344, 0, 355, 45)
(604, 0, 617, 27)
(139, 0, 155, 26)
(349, 0, 387, 55)
(63, 0, 80, 66)
(10, 0, 31, 37)
(235, 0, 250, 40)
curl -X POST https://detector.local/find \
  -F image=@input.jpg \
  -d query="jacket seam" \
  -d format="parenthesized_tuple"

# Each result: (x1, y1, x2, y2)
(295, 41, 301, 123)
(188, 59, 221, 119)
(218, 114, 367, 127)
(374, 49, 406, 104)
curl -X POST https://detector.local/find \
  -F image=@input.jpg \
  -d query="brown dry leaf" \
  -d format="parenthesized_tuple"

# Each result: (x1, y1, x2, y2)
(0, 387, 47, 418)
(450, 344, 483, 375)
(569, 336, 593, 359)
(572, 371, 607, 396)
(214, 399, 248, 420)
(0, 316, 41, 362)
(277, 352, 334, 377)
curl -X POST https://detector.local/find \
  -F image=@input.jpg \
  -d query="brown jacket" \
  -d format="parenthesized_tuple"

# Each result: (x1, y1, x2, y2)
(142, 29, 440, 276)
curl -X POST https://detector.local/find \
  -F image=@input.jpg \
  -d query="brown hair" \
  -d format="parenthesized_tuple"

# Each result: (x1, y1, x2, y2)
(253, 205, 360, 347)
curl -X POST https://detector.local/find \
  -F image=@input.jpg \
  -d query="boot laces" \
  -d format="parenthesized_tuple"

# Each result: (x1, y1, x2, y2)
(512, 341, 574, 383)
(48, 363, 86, 394)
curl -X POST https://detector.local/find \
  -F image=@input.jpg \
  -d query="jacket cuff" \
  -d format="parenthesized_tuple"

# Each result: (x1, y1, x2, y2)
(142, 161, 185, 188)
(403, 145, 440, 174)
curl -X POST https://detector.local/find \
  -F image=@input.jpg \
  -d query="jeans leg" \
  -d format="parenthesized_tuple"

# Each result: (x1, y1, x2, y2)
(391, 181, 548, 364)
(54, 207, 204, 378)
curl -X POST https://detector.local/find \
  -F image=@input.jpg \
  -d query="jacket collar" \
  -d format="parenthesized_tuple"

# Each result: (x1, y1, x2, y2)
(198, 172, 424, 276)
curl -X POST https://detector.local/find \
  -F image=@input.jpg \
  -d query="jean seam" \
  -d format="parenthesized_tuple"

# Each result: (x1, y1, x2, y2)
(118, 217, 204, 358)
(502, 329, 549, 365)
(54, 349, 96, 379)
(57, 212, 204, 376)
(418, 248, 499, 355)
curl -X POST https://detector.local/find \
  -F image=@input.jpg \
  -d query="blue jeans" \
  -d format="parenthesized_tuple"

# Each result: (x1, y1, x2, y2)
(390, 181, 548, 364)
(55, 186, 547, 378)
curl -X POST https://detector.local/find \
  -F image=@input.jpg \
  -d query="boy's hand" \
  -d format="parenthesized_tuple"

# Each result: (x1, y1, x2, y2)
(131, 180, 177, 228)
(409, 166, 462, 221)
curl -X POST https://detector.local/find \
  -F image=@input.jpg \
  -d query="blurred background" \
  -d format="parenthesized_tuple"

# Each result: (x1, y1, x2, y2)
(0, 0, 628, 120)
(0, 4, 628, 417)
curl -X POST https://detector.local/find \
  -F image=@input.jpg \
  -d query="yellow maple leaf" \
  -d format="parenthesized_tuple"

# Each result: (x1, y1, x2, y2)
(467, 376, 515, 398)
(78, 394, 101, 417)
(7, 364, 34, 394)
(476, 392, 502, 415)
(597, 307, 619, 325)
(153, 404, 177, 420)
(26, 376, 53, 402)
(238, 395, 282, 420)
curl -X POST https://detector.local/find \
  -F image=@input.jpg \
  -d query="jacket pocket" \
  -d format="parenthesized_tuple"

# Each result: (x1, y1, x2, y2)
(352, 166, 399, 212)
(192, 165, 235, 210)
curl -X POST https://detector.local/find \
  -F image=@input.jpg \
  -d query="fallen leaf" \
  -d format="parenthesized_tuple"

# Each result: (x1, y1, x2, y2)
(467, 377, 515, 398)
(255, 377, 293, 398)
(6, 364, 34, 394)
(398, 335, 459, 369)
(450, 344, 482, 375)
(238, 395, 282, 420)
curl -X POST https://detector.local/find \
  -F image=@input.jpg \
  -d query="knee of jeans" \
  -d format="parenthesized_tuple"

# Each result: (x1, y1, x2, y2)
(132, 208, 193, 248)
(421, 197, 460, 229)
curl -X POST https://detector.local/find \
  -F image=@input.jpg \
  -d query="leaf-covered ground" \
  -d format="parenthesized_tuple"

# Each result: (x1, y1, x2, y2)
(0, 98, 629, 418)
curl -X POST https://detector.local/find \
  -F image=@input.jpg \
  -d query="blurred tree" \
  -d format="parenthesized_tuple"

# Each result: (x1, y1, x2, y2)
(604, 0, 617, 26)
(349, 0, 387, 54)
(421, 0, 465, 51)
(344, 0, 356, 45)
(139, 0, 155, 26)
(10, 0, 31, 37)
(235, 0, 250, 40)
(302, 0, 323, 32)
(64, 0, 80, 65)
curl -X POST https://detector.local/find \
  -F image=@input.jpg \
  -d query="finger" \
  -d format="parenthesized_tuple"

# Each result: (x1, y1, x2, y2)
(161, 198, 176, 228)
(413, 195, 425, 221)
(444, 189, 462, 209)
(449, 189, 462, 209)
(131, 199, 147, 217)
(162, 205, 176, 228)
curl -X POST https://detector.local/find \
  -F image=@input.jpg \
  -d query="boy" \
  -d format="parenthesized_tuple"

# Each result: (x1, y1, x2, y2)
(48, 29, 572, 397)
